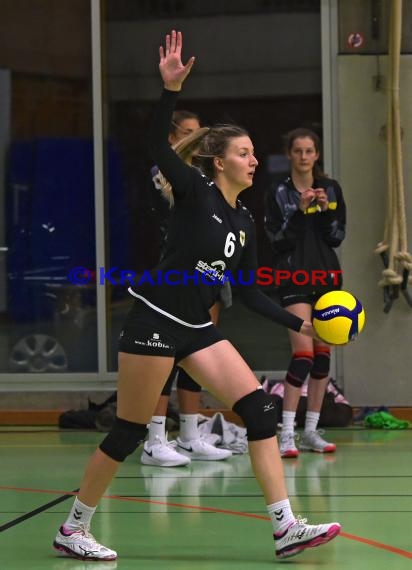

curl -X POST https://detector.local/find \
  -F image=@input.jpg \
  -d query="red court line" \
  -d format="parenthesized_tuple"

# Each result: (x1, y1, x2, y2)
(338, 531, 412, 559)
(1, 485, 412, 560)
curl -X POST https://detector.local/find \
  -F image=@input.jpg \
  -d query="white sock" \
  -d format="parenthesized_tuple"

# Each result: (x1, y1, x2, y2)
(63, 497, 96, 532)
(148, 416, 166, 443)
(267, 499, 295, 535)
(179, 413, 199, 441)
(281, 411, 296, 434)
(305, 411, 320, 433)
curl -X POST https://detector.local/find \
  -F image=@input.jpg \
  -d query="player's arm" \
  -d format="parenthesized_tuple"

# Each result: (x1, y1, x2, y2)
(149, 31, 196, 200)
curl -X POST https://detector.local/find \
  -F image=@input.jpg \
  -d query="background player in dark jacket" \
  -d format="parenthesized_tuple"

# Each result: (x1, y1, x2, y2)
(53, 31, 340, 562)
(264, 127, 346, 457)
(145, 111, 231, 466)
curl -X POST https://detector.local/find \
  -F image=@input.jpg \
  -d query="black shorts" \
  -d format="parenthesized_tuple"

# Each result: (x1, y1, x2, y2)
(118, 299, 225, 362)
(279, 291, 325, 308)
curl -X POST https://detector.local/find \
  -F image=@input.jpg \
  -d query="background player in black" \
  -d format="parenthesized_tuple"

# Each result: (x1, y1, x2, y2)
(144, 111, 231, 466)
(53, 31, 341, 562)
(151, 109, 201, 249)
(264, 128, 346, 457)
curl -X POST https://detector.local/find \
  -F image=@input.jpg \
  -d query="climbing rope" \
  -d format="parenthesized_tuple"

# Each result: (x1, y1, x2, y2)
(375, 0, 412, 311)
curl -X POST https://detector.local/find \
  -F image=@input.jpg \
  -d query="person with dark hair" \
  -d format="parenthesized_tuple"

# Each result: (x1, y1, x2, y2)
(53, 30, 341, 562)
(145, 112, 232, 467)
(264, 127, 346, 457)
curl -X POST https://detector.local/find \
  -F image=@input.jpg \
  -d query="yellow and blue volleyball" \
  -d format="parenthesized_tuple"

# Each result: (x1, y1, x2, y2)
(312, 291, 365, 345)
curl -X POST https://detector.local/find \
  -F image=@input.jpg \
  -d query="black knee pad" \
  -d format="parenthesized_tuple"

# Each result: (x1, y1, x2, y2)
(232, 387, 277, 441)
(176, 369, 202, 392)
(311, 346, 331, 379)
(99, 417, 147, 462)
(285, 351, 314, 387)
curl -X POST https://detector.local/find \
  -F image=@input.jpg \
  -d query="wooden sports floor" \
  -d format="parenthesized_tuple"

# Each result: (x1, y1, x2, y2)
(1, 427, 411, 569)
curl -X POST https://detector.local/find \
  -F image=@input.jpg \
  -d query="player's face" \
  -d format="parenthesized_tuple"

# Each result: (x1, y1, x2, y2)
(219, 136, 258, 190)
(288, 137, 319, 175)
(169, 118, 201, 145)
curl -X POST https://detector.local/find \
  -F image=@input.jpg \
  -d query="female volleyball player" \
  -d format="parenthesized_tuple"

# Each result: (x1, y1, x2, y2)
(53, 30, 341, 562)
(264, 128, 346, 457)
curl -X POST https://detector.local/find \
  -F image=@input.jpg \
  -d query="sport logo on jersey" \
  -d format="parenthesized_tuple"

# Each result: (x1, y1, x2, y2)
(195, 259, 226, 283)
(239, 230, 246, 247)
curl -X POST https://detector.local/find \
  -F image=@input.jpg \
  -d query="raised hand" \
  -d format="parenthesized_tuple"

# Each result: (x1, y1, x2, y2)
(159, 30, 195, 92)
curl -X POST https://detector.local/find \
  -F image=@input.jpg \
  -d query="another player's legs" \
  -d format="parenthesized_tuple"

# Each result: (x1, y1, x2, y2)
(142, 368, 229, 466)
(141, 370, 191, 467)
(279, 303, 336, 456)
(175, 369, 231, 460)
(301, 340, 336, 453)
(280, 304, 313, 457)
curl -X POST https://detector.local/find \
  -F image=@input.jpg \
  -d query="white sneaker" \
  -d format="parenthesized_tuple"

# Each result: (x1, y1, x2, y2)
(274, 517, 341, 559)
(140, 435, 191, 467)
(53, 524, 117, 561)
(176, 436, 232, 461)
(279, 432, 299, 458)
(300, 430, 336, 453)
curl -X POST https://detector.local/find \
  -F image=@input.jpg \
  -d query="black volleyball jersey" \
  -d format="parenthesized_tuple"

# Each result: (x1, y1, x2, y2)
(264, 175, 346, 295)
(129, 89, 303, 332)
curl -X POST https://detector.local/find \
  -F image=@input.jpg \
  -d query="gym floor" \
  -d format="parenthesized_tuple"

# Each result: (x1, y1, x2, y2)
(1, 427, 411, 569)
